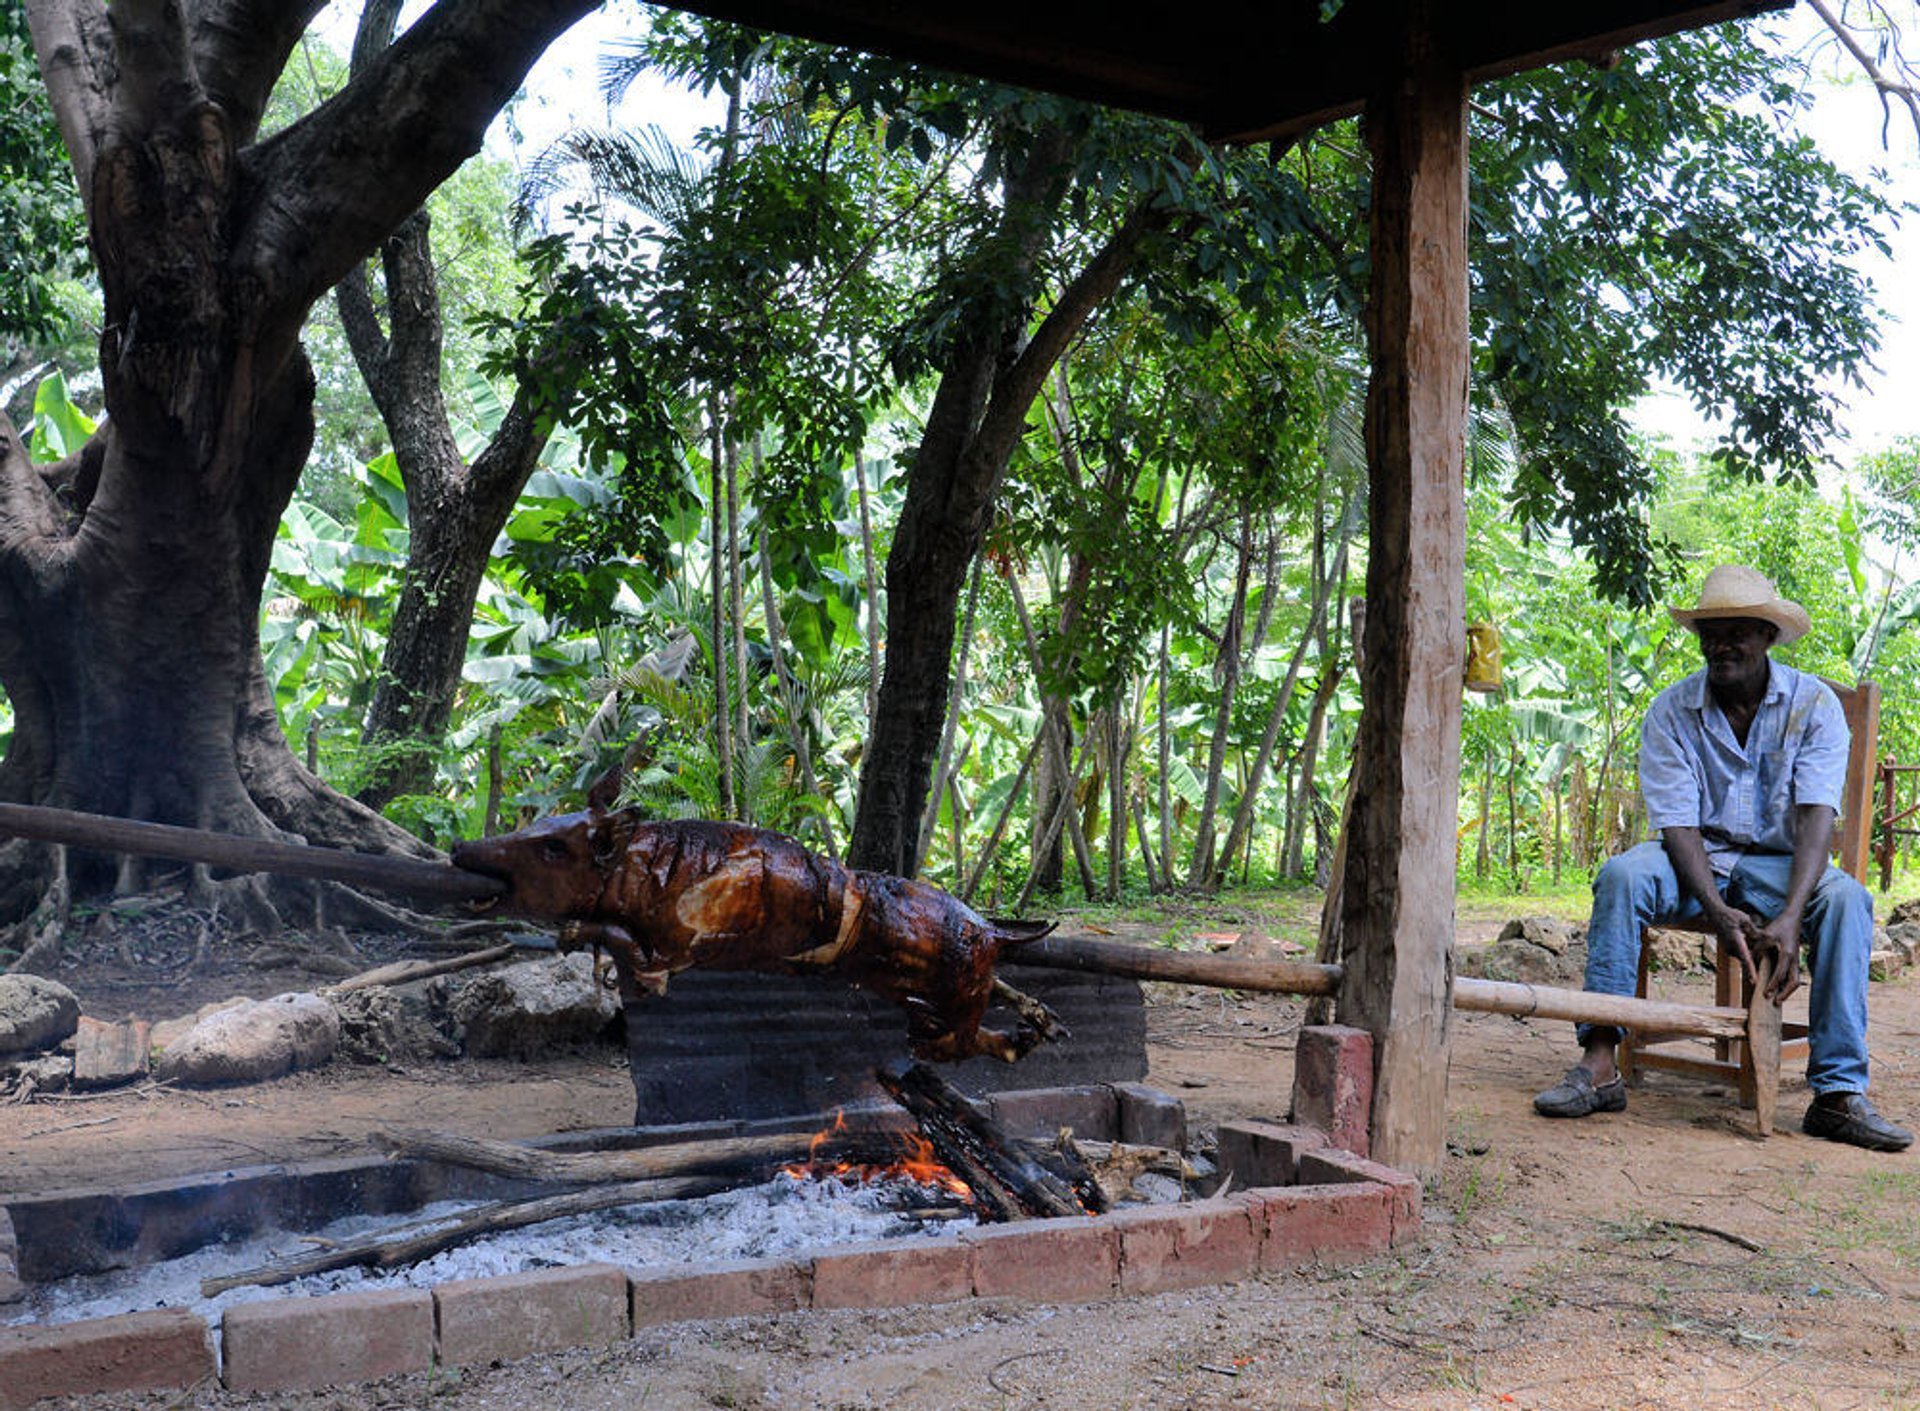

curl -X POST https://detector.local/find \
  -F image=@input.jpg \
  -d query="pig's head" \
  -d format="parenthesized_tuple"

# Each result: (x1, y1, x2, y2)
(449, 767, 635, 919)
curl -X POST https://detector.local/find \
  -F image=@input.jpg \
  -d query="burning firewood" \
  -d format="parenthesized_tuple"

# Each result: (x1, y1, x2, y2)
(449, 769, 1069, 1065)
(875, 1060, 1106, 1222)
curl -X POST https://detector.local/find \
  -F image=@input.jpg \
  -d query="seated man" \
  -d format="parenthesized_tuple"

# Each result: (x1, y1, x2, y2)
(1534, 564, 1911, 1152)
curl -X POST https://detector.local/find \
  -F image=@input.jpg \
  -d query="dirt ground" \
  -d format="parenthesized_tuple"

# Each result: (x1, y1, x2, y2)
(8, 901, 1920, 1411)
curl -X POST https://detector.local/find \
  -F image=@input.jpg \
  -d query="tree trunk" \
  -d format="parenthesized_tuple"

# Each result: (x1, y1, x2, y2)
(1185, 513, 1255, 888)
(845, 156, 1166, 876)
(2, 0, 593, 920)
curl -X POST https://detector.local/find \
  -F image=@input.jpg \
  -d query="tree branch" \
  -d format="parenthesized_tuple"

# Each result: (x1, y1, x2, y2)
(188, 0, 330, 146)
(239, 0, 596, 314)
(23, 0, 113, 214)
(973, 198, 1170, 467)
(1809, 0, 1920, 151)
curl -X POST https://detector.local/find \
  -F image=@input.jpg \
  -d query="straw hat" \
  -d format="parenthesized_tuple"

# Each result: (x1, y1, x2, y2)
(1668, 565, 1810, 646)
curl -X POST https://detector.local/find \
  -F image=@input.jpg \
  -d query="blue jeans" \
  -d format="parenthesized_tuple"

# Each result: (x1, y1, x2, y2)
(1580, 840, 1874, 1094)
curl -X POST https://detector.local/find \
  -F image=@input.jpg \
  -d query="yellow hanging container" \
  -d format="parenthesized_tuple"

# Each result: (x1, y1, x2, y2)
(1465, 621, 1502, 693)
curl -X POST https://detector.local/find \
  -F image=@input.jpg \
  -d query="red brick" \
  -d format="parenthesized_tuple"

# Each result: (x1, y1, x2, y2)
(1295, 1150, 1423, 1245)
(435, 1264, 629, 1367)
(1291, 1025, 1373, 1156)
(1237, 1183, 1392, 1271)
(1109, 1199, 1257, 1294)
(0, 1309, 213, 1410)
(221, 1288, 432, 1392)
(630, 1258, 811, 1327)
(809, 1237, 972, 1310)
(1214, 1120, 1328, 1188)
(985, 1086, 1118, 1142)
(962, 1218, 1117, 1302)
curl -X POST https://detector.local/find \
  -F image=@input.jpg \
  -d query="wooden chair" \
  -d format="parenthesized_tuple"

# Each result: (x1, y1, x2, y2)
(1618, 678, 1880, 1129)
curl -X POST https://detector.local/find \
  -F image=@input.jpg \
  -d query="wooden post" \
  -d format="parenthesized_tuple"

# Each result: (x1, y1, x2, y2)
(1336, 4, 1469, 1174)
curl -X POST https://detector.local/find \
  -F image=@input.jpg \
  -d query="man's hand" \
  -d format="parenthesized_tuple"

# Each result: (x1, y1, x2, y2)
(1754, 911, 1804, 1005)
(1704, 899, 1767, 987)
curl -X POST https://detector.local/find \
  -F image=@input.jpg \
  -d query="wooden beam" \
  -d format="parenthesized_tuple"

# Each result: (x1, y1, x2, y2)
(0, 801, 504, 904)
(1335, 5, 1468, 1176)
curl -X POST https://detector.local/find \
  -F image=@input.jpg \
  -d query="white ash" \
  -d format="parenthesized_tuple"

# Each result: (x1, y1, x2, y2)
(5, 1171, 974, 1335)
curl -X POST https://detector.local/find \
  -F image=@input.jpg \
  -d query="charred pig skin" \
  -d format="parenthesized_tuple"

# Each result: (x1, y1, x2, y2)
(449, 775, 1063, 1064)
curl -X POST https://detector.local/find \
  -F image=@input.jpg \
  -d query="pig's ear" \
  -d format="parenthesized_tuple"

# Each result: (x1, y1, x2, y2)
(586, 764, 625, 816)
(591, 810, 637, 870)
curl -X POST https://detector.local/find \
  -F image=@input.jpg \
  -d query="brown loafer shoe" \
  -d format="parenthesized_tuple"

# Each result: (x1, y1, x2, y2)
(1804, 1092, 1914, 1152)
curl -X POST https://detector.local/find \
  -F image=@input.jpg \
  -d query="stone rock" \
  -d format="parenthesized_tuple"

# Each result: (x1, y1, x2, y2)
(1888, 898, 1920, 929)
(152, 993, 339, 1087)
(450, 953, 620, 1059)
(0, 975, 81, 1057)
(151, 998, 250, 1055)
(1458, 919, 1585, 986)
(329, 983, 461, 1065)
(1645, 926, 1714, 974)
(1494, 916, 1580, 956)
(1883, 920, 1920, 964)
(5, 1054, 73, 1094)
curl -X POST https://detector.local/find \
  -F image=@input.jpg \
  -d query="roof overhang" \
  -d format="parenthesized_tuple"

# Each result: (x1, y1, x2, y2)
(663, 0, 1793, 142)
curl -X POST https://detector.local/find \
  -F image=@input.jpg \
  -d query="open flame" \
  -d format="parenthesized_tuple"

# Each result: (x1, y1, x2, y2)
(780, 1111, 973, 1202)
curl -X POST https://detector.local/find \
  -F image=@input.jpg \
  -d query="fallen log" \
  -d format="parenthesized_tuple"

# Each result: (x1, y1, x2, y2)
(200, 1175, 727, 1295)
(372, 1126, 905, 1184)
(0, 801, 503, 905)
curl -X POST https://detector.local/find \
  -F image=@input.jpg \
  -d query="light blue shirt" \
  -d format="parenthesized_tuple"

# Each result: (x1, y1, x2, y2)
(1637, 661, 1849, 878)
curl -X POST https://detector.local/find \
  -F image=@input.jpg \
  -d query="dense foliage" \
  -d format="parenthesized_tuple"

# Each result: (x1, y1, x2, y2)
(9, 8, 1916, 903)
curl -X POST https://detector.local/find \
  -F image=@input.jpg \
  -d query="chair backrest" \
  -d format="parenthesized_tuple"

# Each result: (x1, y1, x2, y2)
(1820, 677, 1880, 883)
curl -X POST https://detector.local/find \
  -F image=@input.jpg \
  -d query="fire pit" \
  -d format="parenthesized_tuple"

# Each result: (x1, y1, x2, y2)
(0, 1070, 1418, 1406)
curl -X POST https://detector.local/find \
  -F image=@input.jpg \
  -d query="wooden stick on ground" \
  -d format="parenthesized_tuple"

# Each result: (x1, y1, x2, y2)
(329, 944, 522, 994)
(1748, 951, 1782, 1137)
(200, 1176, 728, 1295)
(372, 1127, 905, 1184)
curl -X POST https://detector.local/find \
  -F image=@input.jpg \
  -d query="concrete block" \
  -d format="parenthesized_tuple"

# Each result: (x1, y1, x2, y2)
(631, 1258, 811, 1326)
(1110, 1198, 1257, 1294)
(962, 1218, 1117, 1303)
(809, 1237, 972, 1310)
(435, 1263, 629, 1367)
(1111, 1083, 1186, 1150)
(1291, 1024, 1373, 1156)
(1214, 1119, 1328, 1188)
(0, 1309, 213, 1410)
(71, 1017, 151, 1089)
(222, 1288, 432, 1392)
(1296, 1150, 1422, 1245)
(1238, 1183, 1392, 1271)
(985, 1085, 1118, 1142)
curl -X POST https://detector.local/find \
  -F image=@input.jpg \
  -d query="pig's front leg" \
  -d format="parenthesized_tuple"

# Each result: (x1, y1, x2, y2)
(556, 920, 667, 999)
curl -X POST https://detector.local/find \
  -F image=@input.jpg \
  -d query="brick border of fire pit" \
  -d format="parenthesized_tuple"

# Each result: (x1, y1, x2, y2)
(0, 1149, 1415, 1403)
(0, 1027, 1415, 1406)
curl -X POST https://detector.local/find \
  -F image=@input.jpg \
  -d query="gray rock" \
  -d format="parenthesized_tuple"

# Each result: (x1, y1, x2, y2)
(1645, 926, 1714, 974)
(6, 1053, 73, 1094)
(1458, 934, 1585, 986)
(1884, 920, 1920, 963)
(450, 952, 620, 1058)
(152, 992, 339, 1086)
(0, 974, 81, 1057)
(1494, 916, 1581, 956)
(330, 982, 461, 1065)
